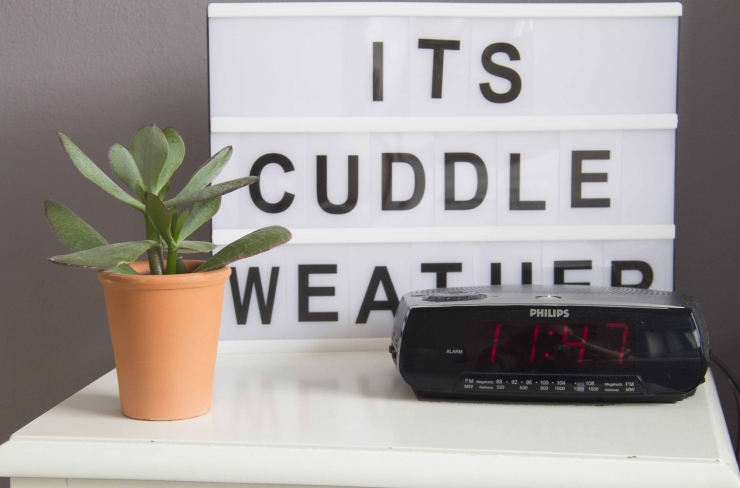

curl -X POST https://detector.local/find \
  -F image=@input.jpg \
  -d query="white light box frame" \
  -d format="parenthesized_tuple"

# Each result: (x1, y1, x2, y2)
(208, 2, 681, 348)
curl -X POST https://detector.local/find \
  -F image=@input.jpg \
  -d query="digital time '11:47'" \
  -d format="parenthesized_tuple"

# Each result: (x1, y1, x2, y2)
(488, 323, 630, 367)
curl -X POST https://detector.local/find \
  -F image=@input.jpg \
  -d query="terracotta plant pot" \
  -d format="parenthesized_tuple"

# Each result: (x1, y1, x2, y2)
(97, 260, 231, 421)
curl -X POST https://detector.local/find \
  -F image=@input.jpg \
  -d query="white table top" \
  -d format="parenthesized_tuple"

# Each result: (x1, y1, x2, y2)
(1, 349, 739, 488)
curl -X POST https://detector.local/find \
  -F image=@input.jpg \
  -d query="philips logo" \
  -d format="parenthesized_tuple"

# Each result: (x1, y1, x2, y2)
(530, 309, 570, 318)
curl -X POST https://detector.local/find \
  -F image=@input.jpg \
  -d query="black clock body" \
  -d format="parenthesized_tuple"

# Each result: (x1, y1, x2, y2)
(390, 286, 709, 402)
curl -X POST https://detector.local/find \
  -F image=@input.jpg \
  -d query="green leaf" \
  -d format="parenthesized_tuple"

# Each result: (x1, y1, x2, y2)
(158, 180, 171, 200)
(134, 180, 147, 201)
(45, 200, 107, 251)
(177, 197, 220, 242)
(170, 207, 179, 236)
(44, 200, 138, 275)
(173, 208, 189, 241)
(175, 146, 232, 198)
(157, 127, 185, 190)
(108, 144, 141, 192)
(178, 241, 217, 253)
(49, 241, 157, 269)
(130, 124, 169, 193)
(176, 258, 187, 274)
(145, 193, 174, 247)
(109, 264, 139, 275)
(58, 133, 144, 212)
(195, 226, 291, 273)
(164, 176, 257, 208)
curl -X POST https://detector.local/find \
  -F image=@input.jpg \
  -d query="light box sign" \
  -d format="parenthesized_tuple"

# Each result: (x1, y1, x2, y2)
(207, 2, 680, 342)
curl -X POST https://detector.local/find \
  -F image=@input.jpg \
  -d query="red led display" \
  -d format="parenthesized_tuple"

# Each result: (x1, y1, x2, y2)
(466, 322, 634, 370)
(607, 323, 630, 364)
(489, 324, 502, 363)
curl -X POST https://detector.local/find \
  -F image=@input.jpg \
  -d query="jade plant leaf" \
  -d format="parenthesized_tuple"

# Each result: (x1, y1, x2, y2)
(178, 241, 217, 253)
(169, 207, 180, 236)
(175, 146, 232, 198)
(106, 264, 138, 275)
(108, 265, 139, 275)
(164, 176, 257, 208)
(58, 133, 145, 212)
(134, 180, 147, 201)
(195, 226, 292, 273)
(108, 144, 141, 192)
(44, 200, 137, 275)
(49, 240, 157, 269)
(130, 124, 169, 193)
(145, 193, 174, 247)
(177, 197, 220, 242)
(45, 200, 107, 251)
(173, 208, 189, 242)
(158, 180, 170, 200)
(157, 127, 185, 190)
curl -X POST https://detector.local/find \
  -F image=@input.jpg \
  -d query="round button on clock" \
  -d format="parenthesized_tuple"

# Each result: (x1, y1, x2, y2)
(422, 292, 486, 302)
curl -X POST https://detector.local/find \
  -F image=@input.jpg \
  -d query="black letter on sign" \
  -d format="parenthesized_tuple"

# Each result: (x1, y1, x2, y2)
(229, 267, 280, 325)
(298, 265, 338, 322)
(317, 155, 358, 214)
(382, 153, 426, 211)
(373, 42, 383, 101)
(421, 263, 462, 288)
(418, 39, 461, 99)
(356, 267, 400, 324)
(571, 150, 610, 208)
(445, 153, 488, 210)
(480, 43, 522, 104)
(611, 261, 654, 289)
(510, 153, 546, 211)
(554, 261, 592, 285)
(522, 262, 533, 285)
(250, 153, 295, 213)
(490, 263, 502, 285)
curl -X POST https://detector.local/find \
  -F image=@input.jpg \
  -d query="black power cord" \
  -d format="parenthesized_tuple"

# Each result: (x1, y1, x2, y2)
(709, 354, 740, 460)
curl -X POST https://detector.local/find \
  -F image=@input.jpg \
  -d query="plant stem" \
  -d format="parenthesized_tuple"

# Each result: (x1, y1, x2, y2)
(145, 217, 164, 275)
(165, 247, 179, 275)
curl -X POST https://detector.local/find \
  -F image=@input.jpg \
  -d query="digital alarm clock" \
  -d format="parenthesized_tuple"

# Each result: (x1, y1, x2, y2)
(390, 286, 709, 402)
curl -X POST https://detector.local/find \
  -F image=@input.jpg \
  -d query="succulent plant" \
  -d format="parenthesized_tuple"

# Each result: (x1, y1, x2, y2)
(45, 124, 291, 275)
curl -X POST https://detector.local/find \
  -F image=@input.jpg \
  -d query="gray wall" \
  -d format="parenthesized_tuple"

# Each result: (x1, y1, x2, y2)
(1, 0, 739, 485)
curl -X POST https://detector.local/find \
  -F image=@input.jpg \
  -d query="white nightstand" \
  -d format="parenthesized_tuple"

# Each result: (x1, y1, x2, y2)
(1, 347, 738, 488)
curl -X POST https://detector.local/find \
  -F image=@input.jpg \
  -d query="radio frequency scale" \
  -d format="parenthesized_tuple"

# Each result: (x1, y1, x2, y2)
(390, 286, 709, 402)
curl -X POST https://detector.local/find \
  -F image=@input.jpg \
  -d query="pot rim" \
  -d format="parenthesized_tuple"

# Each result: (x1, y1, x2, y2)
(97, 260, 231, 290)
